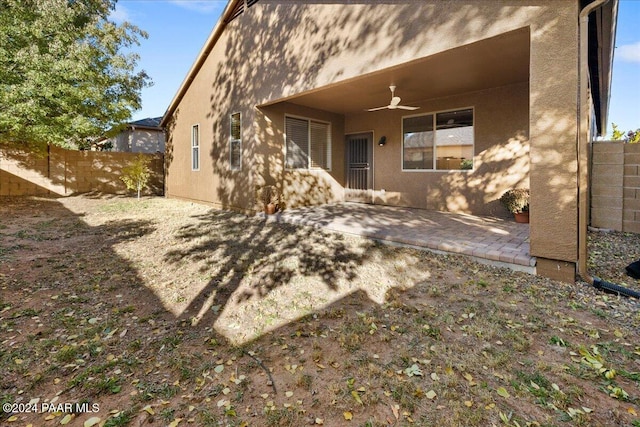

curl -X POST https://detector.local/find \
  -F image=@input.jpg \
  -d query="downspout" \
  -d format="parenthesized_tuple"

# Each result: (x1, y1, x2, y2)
(577, 0, 609, 285)
(576, 0, 638, 298)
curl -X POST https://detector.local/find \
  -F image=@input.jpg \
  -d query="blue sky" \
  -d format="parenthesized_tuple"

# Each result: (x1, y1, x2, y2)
(116, 0, 640, 137)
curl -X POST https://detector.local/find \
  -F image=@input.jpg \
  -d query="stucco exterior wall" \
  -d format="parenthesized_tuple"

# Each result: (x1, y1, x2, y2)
(110, 129, 165, 153)
(258, 102, 346, 209)
(346, 82, 529, 217)
(527, 3, 580, 268)
(165, 0, 584, 278)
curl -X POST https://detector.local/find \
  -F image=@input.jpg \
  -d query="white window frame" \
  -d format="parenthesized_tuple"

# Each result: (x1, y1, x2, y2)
(230, 112, 242, 170)
(191, 124, 200, 171)
(401, 107, 475, 172)
(284, 114, 332, 171)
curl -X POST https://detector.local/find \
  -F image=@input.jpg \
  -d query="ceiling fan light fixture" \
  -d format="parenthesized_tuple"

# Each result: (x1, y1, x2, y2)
(366, 85, 419, 112)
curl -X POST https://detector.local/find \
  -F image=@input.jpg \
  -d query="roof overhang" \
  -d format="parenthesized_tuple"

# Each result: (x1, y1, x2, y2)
(160, 0, 241, 128)
(259, 27, 530, 115)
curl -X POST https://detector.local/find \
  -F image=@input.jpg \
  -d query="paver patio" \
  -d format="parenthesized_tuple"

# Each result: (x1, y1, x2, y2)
(271, 202, 535, 272)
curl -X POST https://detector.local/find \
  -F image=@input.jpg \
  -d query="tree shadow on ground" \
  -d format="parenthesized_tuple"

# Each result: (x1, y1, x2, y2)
(164, 209, 373, 337)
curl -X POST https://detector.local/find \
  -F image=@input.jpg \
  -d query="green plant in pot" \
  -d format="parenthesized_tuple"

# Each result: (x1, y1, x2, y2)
(499, 188, 529, 223)
(257, 185, 280, 215)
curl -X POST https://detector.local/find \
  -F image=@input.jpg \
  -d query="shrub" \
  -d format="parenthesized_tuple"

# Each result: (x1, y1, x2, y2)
(499, 189, 529, 214)
(121, 154, 151, 199)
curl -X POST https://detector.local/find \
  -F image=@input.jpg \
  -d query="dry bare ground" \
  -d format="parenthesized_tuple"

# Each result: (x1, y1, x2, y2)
(1, 195, 640, 427)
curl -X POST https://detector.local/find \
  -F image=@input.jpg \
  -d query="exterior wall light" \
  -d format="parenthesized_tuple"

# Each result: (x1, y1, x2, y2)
(378, 136, 387, 146)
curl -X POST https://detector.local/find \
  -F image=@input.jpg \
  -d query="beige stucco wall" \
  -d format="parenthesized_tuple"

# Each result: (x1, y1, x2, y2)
(258, 102, 346, 210)
(346, 82, 529, 217)
(165, 0, 583, 274)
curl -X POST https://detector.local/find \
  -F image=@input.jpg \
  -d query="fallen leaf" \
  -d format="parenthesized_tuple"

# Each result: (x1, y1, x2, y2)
(351, 390, 363, 405)
(343, 411, 353, 420)
(426, 390, 437, 399)
(315, 418, 324, 425)
(496, 387, 510, 398)
(83, 417, 101, 427)
(285, 391, 294, 397)
(214, 365, 224, 373)
(464, 400, 473, 407)
(463, 373, 476, 386)
(60, 414, 73, 424)
(142, 405, 154, 415)
(404, 364, 423, 377)
(168, 419, 182, 427)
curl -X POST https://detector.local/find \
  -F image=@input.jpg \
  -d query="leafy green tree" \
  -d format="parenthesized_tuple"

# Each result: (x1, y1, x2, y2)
(120, 154, 151, 199)
(0, 0, 151, 149)
(611, 123, 640, 143)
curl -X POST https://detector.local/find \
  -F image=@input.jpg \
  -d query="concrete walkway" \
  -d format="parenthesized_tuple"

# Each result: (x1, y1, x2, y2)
(271, 202, 535, 272)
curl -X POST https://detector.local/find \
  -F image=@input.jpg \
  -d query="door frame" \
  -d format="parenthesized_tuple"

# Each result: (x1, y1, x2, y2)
(345, 131, 374, 203)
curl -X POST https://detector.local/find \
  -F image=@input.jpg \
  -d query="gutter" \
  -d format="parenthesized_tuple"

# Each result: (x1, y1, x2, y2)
(159, 0, 240, 128)
(577, 0, 609, 285)
(577, 0, 636, 299)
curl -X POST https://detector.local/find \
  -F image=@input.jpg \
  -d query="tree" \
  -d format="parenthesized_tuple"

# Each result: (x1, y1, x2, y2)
(0, 0, 151, 149)
(120, 154, 151, 199)
(611, 123, 640, 143)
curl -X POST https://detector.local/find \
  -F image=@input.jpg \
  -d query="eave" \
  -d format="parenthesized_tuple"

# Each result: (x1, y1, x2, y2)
(159, 0, 243, 128)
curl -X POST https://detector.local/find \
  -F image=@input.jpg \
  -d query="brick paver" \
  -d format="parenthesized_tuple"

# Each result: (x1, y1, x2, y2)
(273, 202, 535, 270)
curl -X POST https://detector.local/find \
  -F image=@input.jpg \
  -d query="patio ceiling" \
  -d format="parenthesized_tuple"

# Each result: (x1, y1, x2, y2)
(262, 27, 530, 115)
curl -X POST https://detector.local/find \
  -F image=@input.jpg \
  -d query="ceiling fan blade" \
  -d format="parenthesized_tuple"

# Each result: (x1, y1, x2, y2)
(366, 106, 389, 111)
(390, 96, 401, 107)
(396, 105, 420, 110)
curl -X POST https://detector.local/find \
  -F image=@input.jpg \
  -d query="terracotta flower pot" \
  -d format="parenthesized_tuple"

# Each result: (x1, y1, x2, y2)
(265, 203, 276, 215)
(514, 211, 529, 223)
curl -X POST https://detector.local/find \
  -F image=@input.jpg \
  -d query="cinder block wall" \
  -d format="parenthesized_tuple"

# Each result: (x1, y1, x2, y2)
(591, 141, 640, 233)
(0, 146, 164, 196)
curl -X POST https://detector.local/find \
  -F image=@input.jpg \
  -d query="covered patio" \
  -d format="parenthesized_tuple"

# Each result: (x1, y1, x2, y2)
(272, 203, 535, 273)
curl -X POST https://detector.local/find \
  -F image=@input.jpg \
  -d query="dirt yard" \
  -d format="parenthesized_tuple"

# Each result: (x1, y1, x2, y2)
(1, 195, 640, 427)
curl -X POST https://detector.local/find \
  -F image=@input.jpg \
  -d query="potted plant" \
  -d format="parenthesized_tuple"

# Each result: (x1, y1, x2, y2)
(499, 188, 529, 223)
(257, 185, 280, 215)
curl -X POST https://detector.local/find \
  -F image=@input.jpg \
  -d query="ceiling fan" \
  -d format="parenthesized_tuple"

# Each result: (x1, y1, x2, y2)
(366, 85, 419, 111)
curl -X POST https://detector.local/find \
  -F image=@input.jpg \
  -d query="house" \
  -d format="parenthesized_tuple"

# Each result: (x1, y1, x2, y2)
(97, 117, 165, 153)
(160, 0, 618, 283)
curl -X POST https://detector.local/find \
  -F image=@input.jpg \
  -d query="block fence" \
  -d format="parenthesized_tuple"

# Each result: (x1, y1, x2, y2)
(591, 141, 640, 233)
(0, 145, 164, 196)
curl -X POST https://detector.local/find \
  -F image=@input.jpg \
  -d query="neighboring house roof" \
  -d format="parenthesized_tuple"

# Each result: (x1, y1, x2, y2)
(93, 117, 164, 148)
(129, 117, 163, 131)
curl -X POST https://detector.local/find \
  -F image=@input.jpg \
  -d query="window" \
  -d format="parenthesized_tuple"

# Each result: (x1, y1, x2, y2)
(191, 124, 199, 171)
(402, 108, 474, 171)
(230, 112, 241, 170)
(285, 116, 331, 170)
